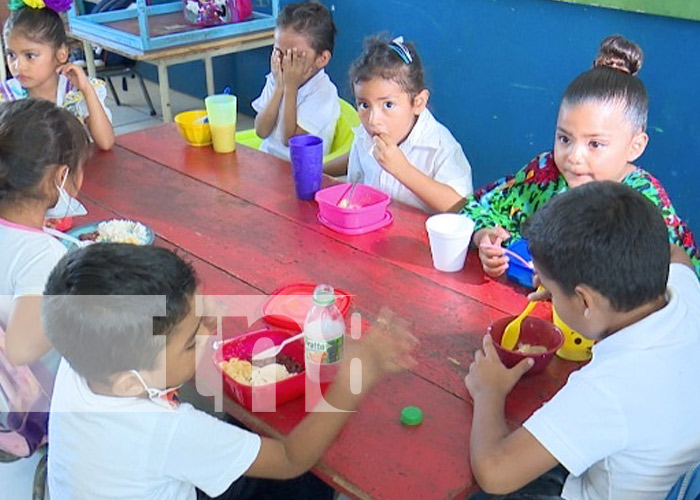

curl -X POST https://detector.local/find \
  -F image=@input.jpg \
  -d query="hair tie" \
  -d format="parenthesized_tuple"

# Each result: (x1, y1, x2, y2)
(388, 36, 413, 65)
(7, 0, 73, 13)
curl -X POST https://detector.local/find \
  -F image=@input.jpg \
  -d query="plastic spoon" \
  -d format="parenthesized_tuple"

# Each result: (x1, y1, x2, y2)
(480, 241, 534, 270)
(500, 286, 545, 350)
(252, 332, 304, 364)
(337, 182, 359, 208)
(43, 227, 94, 249)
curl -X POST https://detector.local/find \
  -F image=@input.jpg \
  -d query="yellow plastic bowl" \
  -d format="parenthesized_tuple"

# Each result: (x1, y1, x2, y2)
(552, 308, 594, 361)
(174, 110, 212, 147)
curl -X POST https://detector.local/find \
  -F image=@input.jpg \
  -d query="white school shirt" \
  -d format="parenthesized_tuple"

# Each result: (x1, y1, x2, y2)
(0, 217, 67, 330)
(251, 69, 339, 159)
(48, 360, 262, 500)
(347, 108, 473, 212)
(524, 263, 700, 500)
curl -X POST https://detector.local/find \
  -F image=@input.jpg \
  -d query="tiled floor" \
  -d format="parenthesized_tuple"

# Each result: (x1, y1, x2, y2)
(105, 75, 254, 134)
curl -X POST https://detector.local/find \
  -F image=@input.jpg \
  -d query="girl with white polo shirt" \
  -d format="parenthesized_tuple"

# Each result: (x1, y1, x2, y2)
(347, 35, 473, 213)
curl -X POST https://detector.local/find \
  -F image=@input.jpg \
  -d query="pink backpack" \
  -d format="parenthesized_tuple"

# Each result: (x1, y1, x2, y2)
(0, 326, 52, 458)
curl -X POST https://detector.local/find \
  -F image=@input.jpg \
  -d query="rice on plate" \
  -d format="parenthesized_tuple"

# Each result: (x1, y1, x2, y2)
(97, 219, 151, 244)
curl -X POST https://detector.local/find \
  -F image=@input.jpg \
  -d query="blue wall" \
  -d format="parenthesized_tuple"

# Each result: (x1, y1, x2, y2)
(140, 0, 700, 232)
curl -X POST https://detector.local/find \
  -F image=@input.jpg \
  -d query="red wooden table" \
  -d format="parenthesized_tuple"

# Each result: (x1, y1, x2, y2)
(80, 124, 581, 500)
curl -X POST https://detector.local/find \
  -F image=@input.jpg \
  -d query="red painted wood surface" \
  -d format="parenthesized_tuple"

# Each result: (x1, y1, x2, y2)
(115, 124, 535, 316)
(77, 132, 584, 500)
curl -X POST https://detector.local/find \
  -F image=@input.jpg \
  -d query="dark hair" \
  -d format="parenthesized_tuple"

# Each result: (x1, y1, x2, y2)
(277, 1, 336, 55)
(523, 181, 669, 312)
(349, 35, 425, 98)
(42, 244, 198, 383)
(0, 99, 90, 206)
(3, 7, 67, 49)
(562, 35, 648, 131)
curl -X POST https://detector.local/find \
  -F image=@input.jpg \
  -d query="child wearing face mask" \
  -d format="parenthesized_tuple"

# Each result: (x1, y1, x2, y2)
(0, 99, 90, 492)
(462, 35, 699, 277)
(252, 1, 339, 159)
(42, 244, 417, 500)
(346, 35, 473, 213)
(1, 2, 114, 151)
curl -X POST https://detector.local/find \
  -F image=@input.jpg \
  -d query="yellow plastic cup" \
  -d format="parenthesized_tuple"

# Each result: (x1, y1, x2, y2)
(552, 307, 594, 361)
(205, 94, 237, 154)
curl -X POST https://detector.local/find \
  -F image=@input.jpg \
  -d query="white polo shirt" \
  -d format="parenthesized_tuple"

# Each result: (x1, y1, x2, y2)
(48, 360, 262, 500)
(347, 108, 473, 212)
(524, 263, 700, 500)
(252, 69, 339, 160)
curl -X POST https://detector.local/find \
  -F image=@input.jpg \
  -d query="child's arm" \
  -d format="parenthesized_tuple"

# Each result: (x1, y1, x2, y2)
(254, 51, 285, 139)
(465, 334, 559, 494)
(279, 48, 316, 146)
(372, 133, 464, 212)
(245, 309, 417, 480)
(5, 296, 52, 365)
(670, 243, 694, 269)
(323, 152, 348, 177)
(59, 63, 114, 151)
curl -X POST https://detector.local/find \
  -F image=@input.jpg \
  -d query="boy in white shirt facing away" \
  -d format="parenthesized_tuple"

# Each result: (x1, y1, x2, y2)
(252, 1, 339, 160)
(465, 181, 700, 500)
(43, 244, 416, 500)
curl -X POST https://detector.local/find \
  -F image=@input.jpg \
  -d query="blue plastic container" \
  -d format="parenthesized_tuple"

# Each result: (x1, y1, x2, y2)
(505, 238, 534, 288)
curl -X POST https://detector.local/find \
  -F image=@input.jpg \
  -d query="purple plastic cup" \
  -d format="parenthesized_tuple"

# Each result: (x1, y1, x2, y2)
(289, 134, 323, 200)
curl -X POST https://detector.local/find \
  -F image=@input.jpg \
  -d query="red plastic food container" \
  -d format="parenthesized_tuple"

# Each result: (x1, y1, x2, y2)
(315, 183, 390, 229)
(213, 329, 305, 410)
(261, 283, 352, 332)
(488, 316, 564, 375)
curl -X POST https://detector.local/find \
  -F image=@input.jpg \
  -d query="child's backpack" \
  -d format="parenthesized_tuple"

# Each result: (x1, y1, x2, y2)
(0, 325, 52, 458)
(666, 462, 700, 500)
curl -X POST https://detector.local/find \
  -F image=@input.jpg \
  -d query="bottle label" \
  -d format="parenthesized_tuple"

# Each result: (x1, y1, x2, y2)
(305, 336, 343, 365)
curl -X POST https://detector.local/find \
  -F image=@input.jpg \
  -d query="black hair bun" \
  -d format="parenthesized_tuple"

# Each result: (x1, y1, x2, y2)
(593, 34, 643, 76)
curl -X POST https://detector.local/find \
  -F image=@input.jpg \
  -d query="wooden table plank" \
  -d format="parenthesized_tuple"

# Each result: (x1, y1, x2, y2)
(110, 126, 535, 316)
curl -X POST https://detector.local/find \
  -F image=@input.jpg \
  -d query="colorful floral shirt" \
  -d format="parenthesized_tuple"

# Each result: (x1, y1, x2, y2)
(0, 74, 112, 125)
(461, 151, 700, 276)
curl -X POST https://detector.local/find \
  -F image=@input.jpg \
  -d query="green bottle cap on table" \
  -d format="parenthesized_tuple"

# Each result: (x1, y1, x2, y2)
(400, 406, 423, 426)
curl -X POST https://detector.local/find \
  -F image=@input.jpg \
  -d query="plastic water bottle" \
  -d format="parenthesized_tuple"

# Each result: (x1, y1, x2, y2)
(303, 284, 346, 383)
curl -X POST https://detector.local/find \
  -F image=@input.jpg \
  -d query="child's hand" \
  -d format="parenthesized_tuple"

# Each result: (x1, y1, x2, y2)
(527, 275, 551, 302)
(281, 48, 314, 91)
(474, 227, 511, 278)
(465, 334, 533, 402)
(57, 62, 90, 93)
(270, 49, 283, 83)
(371, 134, 410, 177)
(356, 307, 418, 382)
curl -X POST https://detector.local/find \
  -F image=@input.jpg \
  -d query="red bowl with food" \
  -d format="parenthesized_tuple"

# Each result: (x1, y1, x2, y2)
(213, 329, 305, 410)
(488, 316, 564, 375)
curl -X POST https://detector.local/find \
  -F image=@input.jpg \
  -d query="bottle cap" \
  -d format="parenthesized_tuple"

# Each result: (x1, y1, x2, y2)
(312, 284, 336, 306)
(400, 406, 423, 426)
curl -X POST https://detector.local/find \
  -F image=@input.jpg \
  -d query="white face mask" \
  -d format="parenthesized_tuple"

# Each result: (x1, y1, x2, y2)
(129, 370, 182, 410)
(45, 168, 87, 219)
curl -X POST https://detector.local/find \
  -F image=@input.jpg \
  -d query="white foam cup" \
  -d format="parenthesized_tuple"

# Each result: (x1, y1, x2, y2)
(425, 214, 475, 272)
